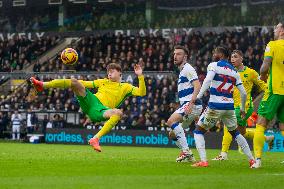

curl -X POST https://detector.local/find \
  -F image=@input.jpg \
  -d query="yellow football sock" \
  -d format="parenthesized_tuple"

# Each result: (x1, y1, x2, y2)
(221, 126, 232, 153)
(244, 129, 255, 140)
(43, 79, 71, 89)
(253, 124, 266, 159)
(281, 131, 284, 137)
(95, 115, 120, 139)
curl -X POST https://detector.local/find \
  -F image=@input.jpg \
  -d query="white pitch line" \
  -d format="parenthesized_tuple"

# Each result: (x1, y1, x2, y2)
(263, 173, 284, 176)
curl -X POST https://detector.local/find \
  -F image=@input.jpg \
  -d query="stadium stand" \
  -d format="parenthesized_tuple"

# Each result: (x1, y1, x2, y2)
(0, 36, 61, 72)
(37, 28, 273, 77)
(0, 2, 283, 32)
(0, 27, 276, 135)
(0, 0, 282, 137)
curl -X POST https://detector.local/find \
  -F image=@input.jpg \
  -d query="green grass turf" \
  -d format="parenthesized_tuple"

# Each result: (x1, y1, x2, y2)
(0, 143, 283, 189)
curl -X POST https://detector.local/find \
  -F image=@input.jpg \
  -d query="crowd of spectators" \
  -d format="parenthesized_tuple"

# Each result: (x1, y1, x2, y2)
(0, 36, 61, 72)
(0, 73, 210, 134)
(0, 12, 279, 136)
(0, 3, 283, 32)
(40, 27, 273, 81)
(0, 26, 276, 133)
(59, 11, 147, 32)
(0, 7, 57, 32)
(55, 4, 284, 31)
(0, 14, 53, 33)
(154, 5, 283, 28)
(0, 2, 145, 32)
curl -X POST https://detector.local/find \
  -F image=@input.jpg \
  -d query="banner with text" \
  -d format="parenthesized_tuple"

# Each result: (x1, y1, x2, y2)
(45, 129, 284, 152)
(0, 26, 273, 41)
(45, 128, 257, 150)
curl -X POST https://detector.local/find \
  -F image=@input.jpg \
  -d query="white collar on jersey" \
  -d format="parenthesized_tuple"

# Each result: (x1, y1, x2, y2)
(179, 62, 189, 71)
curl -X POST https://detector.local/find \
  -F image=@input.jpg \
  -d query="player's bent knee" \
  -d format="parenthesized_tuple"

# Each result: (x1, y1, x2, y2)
(71, 78, 83, 89)
(71, 78, 85, 95)
(168, 130, 177, 140)
(238, 126, 246, 135)
(115, 110, 123, 117)
(167, 113, 183, 127)
(194, 125, 207, 134)
(166, 116, 177, 127)
(166, 119, 173, 127)
(109, 109, 123, 118)
(228, 129, 239, 138)
(71, 78, 79, 85)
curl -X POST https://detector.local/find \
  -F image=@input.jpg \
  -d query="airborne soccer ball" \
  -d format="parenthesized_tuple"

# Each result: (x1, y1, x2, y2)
(60, 48, 78, 65)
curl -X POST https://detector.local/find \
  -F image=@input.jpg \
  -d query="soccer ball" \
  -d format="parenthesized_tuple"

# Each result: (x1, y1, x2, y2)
(60, 48, 78, 65)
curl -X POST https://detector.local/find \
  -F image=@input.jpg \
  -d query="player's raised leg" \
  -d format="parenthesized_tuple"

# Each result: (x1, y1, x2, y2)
(71, 79, 120, 152)
(29, 77, 117, 152)
(30, 77, 72, 92)
(30, 77, 94, 93)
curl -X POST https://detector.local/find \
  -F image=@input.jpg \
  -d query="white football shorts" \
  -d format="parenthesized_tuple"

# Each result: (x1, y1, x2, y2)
(197, 107, 237, 131)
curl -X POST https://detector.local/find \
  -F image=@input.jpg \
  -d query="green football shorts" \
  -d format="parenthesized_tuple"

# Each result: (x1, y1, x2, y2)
(76, 89, 110, 122)
(258, 93, 284, 123)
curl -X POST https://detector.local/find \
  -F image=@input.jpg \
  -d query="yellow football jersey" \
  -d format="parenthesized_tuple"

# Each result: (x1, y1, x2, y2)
(86, 76, 146, 108)
(264, 39, 284, 95)
(233, 66, 266, 109)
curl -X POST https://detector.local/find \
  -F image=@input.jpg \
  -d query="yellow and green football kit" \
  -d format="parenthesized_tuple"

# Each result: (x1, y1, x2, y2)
(258, 39, 284, 122)
(43, 75, 146, 140)
(221, 66, 266, 153)
(254, 39, 284, 159)
(44, 76, 146, 122)
(233, 66, 266, 126)
(78, 76, 146, 122)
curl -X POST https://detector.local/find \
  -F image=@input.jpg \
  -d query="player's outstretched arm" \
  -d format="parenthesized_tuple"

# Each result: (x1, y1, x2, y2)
(252, 70, 267, 92)
(236, 84, 247, 118)
(236, 84, 247, 111)
(131, 64, 146, 96)
(260, 59, 271, 82)
(191, 80, 201, 103)
(251, 70, 266, 104)
(197, 70, 215, 99)
(235, 73, 247, 117)
(184, 79, 201, 114)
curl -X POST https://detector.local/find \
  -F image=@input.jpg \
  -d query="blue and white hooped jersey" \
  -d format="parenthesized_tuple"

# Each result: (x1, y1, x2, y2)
(178, 63, 198, 104)
(207, 60, 242, 110)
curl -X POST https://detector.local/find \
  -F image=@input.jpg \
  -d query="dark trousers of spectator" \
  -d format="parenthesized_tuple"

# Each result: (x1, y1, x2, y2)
(27, 126, 34, 134)
(0, 127, 4, 138)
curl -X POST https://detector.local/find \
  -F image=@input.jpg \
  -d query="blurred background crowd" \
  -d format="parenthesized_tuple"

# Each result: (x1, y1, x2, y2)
(0, 0, 282, 139)
(0, 1, 283, 32)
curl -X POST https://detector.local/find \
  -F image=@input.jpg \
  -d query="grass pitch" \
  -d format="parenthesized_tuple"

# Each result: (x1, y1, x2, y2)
(0, 142, 283, 189)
